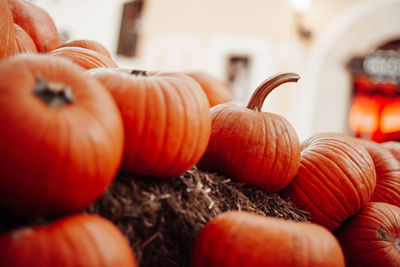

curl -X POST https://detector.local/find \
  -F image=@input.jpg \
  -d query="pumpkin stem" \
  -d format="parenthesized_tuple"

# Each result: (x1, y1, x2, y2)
(33, 76, 75, 107)
(246, 72, 300, 111)
(130, 70, 148, 76)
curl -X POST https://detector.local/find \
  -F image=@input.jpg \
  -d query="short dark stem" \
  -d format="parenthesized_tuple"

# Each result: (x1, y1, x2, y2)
(130, 70, 148, 76)
(33, 76, 75, 107)
(246, 73, 300, 111)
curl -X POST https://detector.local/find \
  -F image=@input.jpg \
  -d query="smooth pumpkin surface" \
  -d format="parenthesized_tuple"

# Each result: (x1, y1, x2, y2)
(191, 211, 345, 267)
(0, 54, 124, 216)
(7, 0, 59, 53)
(282, 132, 376, 231)
(56, 39, 112, 58)
(50, 46, 118, 70)
(356, 138, 400, 207)
(13, 23, 37, 55)
(198, 73, 301, 192)
(186, 71, 231, 107)
(89, 68, 211, 178)
(0, 214, 138, 267)
(335, 202, 400, 267)
(0, 0, 15, 59)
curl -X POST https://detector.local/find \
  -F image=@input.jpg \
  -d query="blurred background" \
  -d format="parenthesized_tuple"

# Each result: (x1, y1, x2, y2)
(32, 0, 400, 142)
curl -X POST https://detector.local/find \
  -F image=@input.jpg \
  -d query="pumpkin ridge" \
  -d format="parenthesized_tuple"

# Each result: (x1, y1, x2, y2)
(249, 111, 268, 186)
(277, 115, 294, 182)
(300, 154, 353, 218)
(169, 77, 201, 175)
(237, 109, 255, 181)
(227, 109, 247, 179)
(154, 77, 189, 176)
(143, 78, 169, 173)
(289, 175, 342, 225)
(315, 150, 362, 214)
(265, 117, 281, 188)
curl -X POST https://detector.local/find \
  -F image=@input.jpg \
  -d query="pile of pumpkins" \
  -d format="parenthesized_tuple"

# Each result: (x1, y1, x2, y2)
(1, 0, 400, 266)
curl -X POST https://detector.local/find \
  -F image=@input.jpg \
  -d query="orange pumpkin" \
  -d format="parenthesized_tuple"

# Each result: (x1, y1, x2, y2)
(282, 132, 376, 231)
(13, 23, 37, 55)
(0, 54, 124, 216)
(186, 71, 231, 107)
(191, 211, 345, 267)
(89, 68, 211, 178)
(0, 0, 15, 59)
(56, 39, 112, 58)
(7, 0, 59, 53)
(356, 138, 400, 207)
(50, 47, 118, 70)
(381, 140, 400, 162)
(0, 214, 138, 267)
(198, 73, 301, 192)
(335, 202, 400, 267)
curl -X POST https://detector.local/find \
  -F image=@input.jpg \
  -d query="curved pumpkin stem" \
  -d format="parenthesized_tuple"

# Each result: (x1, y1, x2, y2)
(34, 76, 75, 107)
(246, 72, 300, 111)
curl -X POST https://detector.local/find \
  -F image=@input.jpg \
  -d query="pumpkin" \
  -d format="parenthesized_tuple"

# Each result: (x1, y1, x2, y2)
(0, 0, 14, 59)
(56, 39, 112, 58)
(282, 132, 376, 231)
(186, 71, 231, 107)
(197, 72, 301, 192)
(381, 141, 400, 162)
(0, 214, 138, 267)
(0, 54, 124, 216)
(335, 202, 400, 267)
(356, 138, 400, 206)
(13, 23, 37, 55)
(88, 68, 211, 178)
(50, 47, 118, 70)
(7, 0, 59, 53)
(190, 211, 345, 267)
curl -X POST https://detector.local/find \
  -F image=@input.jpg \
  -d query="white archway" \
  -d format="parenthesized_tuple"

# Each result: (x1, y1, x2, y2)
(298, 0, 400, 141)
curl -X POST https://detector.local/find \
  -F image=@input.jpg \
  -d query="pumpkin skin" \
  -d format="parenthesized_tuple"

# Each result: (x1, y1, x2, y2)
(7, 0, 59, 53)
(89, 69, 211, 178)
(197, 73, 301, 192)
(190, 211, 345, 267)
(0, 214, 138, 267)
(186, 71, 231, 107)
(56, 39, 112, 58)
(282, 132, 376, 231)
(50, 47, 118, 70)
(13, 23, 38, 55)
(335, 202, 400, 267)
(356, 138, 400, 207)
(381, 141, 400, 162)
(0, 54, 124, 216)
(0, 0, 15, 59)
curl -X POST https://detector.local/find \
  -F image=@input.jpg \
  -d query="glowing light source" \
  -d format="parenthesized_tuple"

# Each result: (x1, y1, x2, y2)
(290, 0, 311, 11)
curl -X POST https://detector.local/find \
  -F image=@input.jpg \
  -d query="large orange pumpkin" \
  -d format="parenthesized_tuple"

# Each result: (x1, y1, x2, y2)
(356, 138, 400, 207)
(381, 140, 400, 162)
(0, 54, 124, 216)
(197, 73, 301, 192)
(7, 0, 59, 53)
(50, 47, 118, 70)
(0, 0, 15, 59)
(12, 23, 37, 55)
(282, 132, 376, 231)
(0, 214, 138, 267)
(335, 202, 400, 267)
(56, 39, 112, 58)
(191, 211, 345, 267)
(186, 71, 231, 107)
(89, 69, 211, 178)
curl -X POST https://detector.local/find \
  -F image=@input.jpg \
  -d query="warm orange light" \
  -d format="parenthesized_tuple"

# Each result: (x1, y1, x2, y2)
(380, 101, 400, 133)
(349, 95, 380, 133)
